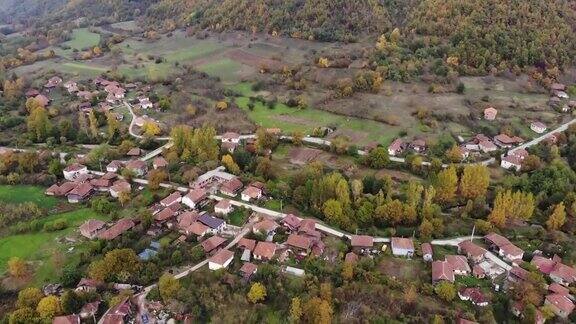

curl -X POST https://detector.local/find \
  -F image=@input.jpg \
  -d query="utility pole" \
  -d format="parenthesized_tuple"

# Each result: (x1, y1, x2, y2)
(470, 224, 476, 242)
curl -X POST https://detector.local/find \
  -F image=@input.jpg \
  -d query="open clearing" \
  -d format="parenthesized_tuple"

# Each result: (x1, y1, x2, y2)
(0, 185, 58, 209)
(0, 208, 110, 283)
(62, 28, 101, 51)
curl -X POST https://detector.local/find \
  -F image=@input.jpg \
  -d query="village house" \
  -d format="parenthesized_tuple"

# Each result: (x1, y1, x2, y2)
(25, 89, 40, 98)
(238, 238, 256, 261)
(44, 76, 63, 89)
(410, 139, 427, 153)
(479, 140, 498, 153)
(494, 134, 524, 148)
(282, 214, 302, 232)
(484, 233, 524, 263)
(100, 297, 132, 324)
(63, 80, 78, 93)
(177, 211, 199, 230)
(500, 154, 523, 171)
(138, 96, 153, 109)
(63, 163, 88, 181)
(160, 192, 182, 208)
(239, 262, 258, 280)
(110, 180, 131, 198)
(154, 207, 178, 224)
(90, 174, 116, 192)
(208, 249, 234, 271)
(252, 219, 279, 238)
(473, 264, 485, 279)
(193, 166, 237, 189)
(446, 255, 471, 275)
(201, 236, 227, 254)
(221, 132, 241, 143)
(388, 138, 406, 156)
(98, 218, 136, 240)
(286, 234, 312, 257)
(391, 237, 415, 257)
(80, 301, 100, 321)
(153, 157, 168, 169)
(545, 293, 574, 319)
(458, 240, 487, 263)
(214, 199, 233, 215)
(45, 182, 77, 197)
(458, 288, 489, 307)
(253, 241, 277, 261)
(104, 83, 126, 99)
(507, 265, 529, 284)
(75, 278, 101, 293)
(350, 235, 374, 254)
(53, 314, 80, 324)
(126, 147, 144, 157)
(106, 160, 124, 173)
(530, 121, 548, 134)
(182, 188, 208, 209)
(220, 177, 244, 197)
(67, 183, 95, 203)
(422, 243, 433, 262)
(185, 222, 210, 237)
(197, 214, 226, 234)
(483, 107, 497, 120)
(79, 219, 106, 239)
(432, 260, 454, 283)
(241, 186, 262, 202)
(125, 160, 148, 176)
(221, 141, 238, 153)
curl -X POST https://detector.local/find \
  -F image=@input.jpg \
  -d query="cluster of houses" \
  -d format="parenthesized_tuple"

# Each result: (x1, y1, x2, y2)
(548, 83, 576, 113)
(26, 75, 158, 124)
(483, 106, 549, 134)
(426, 232, 576, 319)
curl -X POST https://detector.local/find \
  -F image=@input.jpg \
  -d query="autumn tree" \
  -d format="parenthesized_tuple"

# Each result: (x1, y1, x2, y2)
(488, 190, 535, 228)
(221, 154, 240, 175)
(434, 281, 456, 301)
(341, 261, 354, 281)
(9, 307, 38, 324)
(158, 274, 181, 301)
(289, 297, 303, 323)
(16, 287, 43, 309)
(366, 147, 389, 169)
(142, 121, 161, 137)
(255, 157, 274, 180)
(255, 128, 278, 151)
(8, 257, 28, 279)
(88, 248, 141, 282)
(147, 169, 168, 191)
(37, 296, 61, 319)
(247, 282, 267, 303)
(291, 131, 304, 146)
(118, 191, 131, 207)
(405, 180, 424, 207)
(88, 111, 99, 139)
(323, 199, 345, 227)
(460, 165, 490, 200)
(434, 166, 458, 203)
(445, 145, 464, 162)
(27, 106, 51, 141)
(106, 111, 120, 140)
(546, 202, 566, 231)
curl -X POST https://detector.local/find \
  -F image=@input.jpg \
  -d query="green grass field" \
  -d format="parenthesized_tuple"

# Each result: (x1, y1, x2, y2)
(59, 62, 108, 76)
(198, 58, 244, 82)
(0, 185, 58, 209)
(0, 208, 110, 283)
(63, 28, 101, 50)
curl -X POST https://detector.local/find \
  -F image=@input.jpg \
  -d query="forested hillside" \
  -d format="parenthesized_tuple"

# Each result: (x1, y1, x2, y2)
(0, 0, 153, 26)
(409, 0, 576, 74)
(146, 0, 392, 42)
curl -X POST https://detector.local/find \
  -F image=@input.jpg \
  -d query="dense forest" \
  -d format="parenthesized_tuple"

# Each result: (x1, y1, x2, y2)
(1, 0, 576, 74)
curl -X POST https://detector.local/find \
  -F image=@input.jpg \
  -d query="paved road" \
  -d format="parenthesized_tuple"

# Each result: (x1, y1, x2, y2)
(509, 118, 576, 154)
(124, 101, 170, 141)
(431, 236, 512, 271)
(139, 142, 174, 162)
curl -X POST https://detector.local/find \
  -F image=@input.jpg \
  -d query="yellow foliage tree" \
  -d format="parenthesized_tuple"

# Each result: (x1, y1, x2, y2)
(142, 121, 161, 137)
(546, 202, 566, 231)
(318, 57, 330, 68)
(8, 257, 28, 279)
(247, 282, 267, 303)
(434, 166, 458, 204)
(37, 295, 61, 319)
(460, 165, 490, 200)
(215, 101, 228, 110)
(158, 274, 181, 301)
(221, 154, 240, 174)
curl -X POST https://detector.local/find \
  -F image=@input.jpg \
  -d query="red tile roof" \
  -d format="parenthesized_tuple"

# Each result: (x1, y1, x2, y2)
(546, 293, 575, 315)
(221, 178, 243, 194)
(549, 282, 570, 296)
(484, 233, 510, 247)
(446, 255, 471, 273)
(391, 237, 414, 251)
(253, 241, 277, 259)
(237, 238, 256, 251)
(432, 260, 454, 282)
(350, 235, 374, 248)
(185, 188, 207, 204)
(422, 243, 433, 256)
(531, 255, 557, 274)
(79, 219, 106, 235)
(53, 315, 80, 324)
(239, 262, 258, 276)
(155, 207, 176, 222)
(253, 219, 279, 233)
(201, 236, 227, 252)
(242, 186, 261, 199)
(282, 214, 301, 229)
(287, 234, 312, 250)
(98, 218, 135, 240)
(187, 222, 210, 236)
(458, 240, 486, 259)
(209, 249, 234, 265)
(160, 192, 181, 206)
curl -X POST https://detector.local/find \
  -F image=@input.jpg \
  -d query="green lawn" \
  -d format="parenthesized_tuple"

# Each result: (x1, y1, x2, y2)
(63, 28, 101, 50)
(164, 42, 224, 62)
(197, 58, 244, 82)
(0, 185, 58, 209)
(0, 208, 110, 282)
(60, 62, 108, 76)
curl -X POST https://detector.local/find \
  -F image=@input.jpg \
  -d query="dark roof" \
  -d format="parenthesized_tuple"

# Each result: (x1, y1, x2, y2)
(198, 214, 225, 229)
